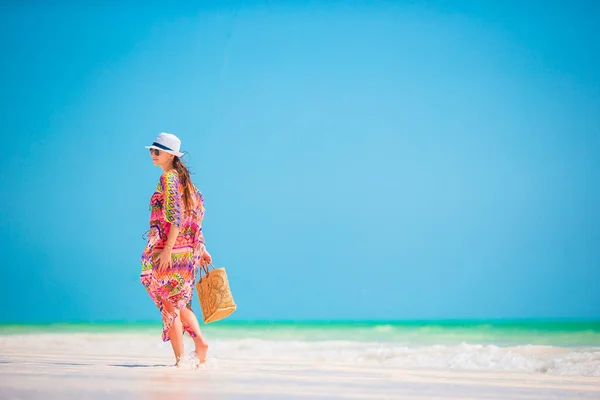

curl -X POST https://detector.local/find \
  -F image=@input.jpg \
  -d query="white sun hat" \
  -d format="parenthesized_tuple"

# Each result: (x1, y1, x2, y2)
(145, 132, 185, 157)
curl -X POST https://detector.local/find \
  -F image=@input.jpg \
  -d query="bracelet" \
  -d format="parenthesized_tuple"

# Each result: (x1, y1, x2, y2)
(164, 243, 174, 249)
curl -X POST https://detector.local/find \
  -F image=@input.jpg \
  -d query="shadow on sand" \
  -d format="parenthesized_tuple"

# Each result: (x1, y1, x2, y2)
(52, 362, 92, 366)
(109, 363, 171, 368)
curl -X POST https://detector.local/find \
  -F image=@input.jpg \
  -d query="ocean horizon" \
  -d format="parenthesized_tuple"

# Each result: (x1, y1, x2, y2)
(3, 319, 600, 347)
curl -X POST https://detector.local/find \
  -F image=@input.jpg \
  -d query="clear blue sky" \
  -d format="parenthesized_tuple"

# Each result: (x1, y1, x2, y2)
(1, 1, 599, 323)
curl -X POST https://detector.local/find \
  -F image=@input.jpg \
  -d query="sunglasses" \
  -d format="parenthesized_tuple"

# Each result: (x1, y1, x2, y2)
(149, 148, 161, 156)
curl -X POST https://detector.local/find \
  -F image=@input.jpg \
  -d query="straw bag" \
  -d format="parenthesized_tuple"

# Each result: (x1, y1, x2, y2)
(196, 263, 236, 323)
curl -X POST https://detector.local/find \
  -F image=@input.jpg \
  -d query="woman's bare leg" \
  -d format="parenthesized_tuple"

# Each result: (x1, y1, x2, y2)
(161, 300, 184, 365)
(180, 307, 209, 362)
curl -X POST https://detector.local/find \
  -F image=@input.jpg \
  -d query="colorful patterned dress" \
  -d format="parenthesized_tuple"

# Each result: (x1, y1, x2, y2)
(140, 169, 206, 342)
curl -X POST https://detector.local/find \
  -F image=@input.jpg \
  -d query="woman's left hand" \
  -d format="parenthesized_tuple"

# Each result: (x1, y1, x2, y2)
(154, 249, 173, 271)
(201, 249, 212, 266)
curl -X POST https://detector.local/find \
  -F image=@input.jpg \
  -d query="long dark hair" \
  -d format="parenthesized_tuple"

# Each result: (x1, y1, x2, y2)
(173, 156, 194, 211)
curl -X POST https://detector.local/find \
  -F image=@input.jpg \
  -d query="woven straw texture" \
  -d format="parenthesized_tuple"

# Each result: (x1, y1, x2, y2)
(196, 264, 236, 323)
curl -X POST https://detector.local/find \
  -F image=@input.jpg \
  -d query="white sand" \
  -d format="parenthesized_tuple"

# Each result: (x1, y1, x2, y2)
(1, 333, 599, 399)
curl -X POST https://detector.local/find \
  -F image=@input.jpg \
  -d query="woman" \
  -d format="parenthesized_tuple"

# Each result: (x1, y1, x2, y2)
(140, 132, 211, 367)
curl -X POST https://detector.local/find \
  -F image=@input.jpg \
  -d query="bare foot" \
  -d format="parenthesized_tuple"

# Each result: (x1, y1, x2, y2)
(195, 344, 209, 364)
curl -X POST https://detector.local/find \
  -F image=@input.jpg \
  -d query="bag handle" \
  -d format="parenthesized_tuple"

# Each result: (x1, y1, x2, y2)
(198, 262, 215, 280)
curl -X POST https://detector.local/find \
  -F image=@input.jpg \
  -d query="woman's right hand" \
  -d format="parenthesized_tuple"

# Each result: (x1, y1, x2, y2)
(154, 249, 173, 271)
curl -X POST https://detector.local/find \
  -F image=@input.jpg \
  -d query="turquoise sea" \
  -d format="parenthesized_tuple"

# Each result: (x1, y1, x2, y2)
(2, 320, 600, 347)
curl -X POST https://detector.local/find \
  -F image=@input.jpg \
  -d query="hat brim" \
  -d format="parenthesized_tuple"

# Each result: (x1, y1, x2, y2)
(145, 145, 184, 158)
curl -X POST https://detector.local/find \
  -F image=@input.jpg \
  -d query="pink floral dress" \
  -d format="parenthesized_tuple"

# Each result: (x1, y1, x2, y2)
(140, 170, 206, 342)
